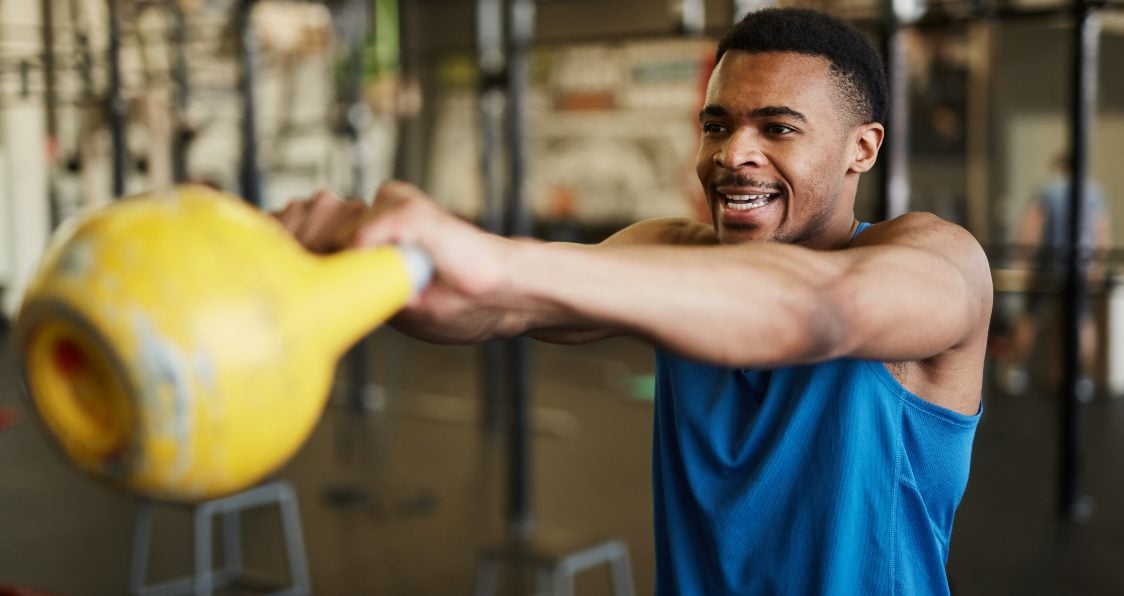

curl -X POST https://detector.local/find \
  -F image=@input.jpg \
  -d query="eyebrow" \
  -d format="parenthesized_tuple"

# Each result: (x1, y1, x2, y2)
(699, 105, 808, 123)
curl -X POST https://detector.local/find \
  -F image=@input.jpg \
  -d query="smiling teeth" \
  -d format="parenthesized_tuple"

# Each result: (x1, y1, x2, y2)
(724, 193, 773, 210)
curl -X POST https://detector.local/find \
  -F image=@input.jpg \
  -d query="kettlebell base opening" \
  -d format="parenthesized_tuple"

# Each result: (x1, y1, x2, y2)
(18, 302, 136, 475)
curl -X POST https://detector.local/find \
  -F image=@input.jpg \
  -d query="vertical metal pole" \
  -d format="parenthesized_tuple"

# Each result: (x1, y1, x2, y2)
(66, 0, 99, 206)
(477, 0, 507, 434)
(237, 0, 262, 206)
(69, 0, 94, 100)
(107, 0, 126, 198)
(965, 21, 993, 244)
(506, 335, 532, 538)
(337, 0, 376, 432)
(320, 4, 380, 511)
(338, 0, 368, 194)
(478, 0, 506, 236)
(41, 0, 61, 225)
(880, 17, 910, 220)
(166, 0, 191, 183)
(1059, 0, 1099, 523)
(394, 0, 422, 184)
(503, 0, 533, 239)
(347, 0, 372, 411)
(505, 0, 536, 540)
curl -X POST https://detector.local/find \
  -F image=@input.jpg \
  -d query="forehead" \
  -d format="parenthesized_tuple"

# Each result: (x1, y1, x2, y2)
(705, 51, 840, 118)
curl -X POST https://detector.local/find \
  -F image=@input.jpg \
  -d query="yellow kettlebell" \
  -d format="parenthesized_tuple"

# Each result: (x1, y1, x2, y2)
(12, 185, 431, 502)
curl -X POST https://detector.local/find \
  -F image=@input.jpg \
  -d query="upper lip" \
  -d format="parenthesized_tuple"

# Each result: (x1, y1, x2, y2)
(714, 179, 783, 192)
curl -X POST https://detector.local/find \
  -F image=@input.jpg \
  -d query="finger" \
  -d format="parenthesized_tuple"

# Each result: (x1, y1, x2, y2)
(276, 189, 339, 235)
(301, 197, 367, 253)
(290, 191, 352, 251)
(276, 200, 308, 233)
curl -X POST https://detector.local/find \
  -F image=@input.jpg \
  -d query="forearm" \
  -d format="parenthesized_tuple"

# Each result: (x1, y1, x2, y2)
(494, 241, 845, 366)
(473, 216, 717, 346)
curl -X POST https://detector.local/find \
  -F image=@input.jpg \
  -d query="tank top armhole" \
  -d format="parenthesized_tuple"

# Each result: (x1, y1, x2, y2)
(862, 360, 982, 427)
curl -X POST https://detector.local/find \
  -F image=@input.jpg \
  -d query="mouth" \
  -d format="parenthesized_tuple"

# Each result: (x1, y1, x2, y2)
(721, 191, 781, 211)
(723, 191, 777, 210)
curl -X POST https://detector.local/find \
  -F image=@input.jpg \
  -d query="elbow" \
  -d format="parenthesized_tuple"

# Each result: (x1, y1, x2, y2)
(789, 292, 848, 363)
(718, 287, 845, 368)
(763, 275, 853, 364)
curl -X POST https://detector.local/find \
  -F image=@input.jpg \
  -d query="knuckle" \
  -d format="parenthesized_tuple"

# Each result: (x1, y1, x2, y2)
(277, 202, 297, 220)
(310, 189, 340, 209)
(376, 180, 422, 206)
(342, 198, 368, 214)
(277, 202, 306, 228)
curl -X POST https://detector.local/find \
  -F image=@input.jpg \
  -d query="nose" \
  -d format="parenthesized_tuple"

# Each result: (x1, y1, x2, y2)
(714, 129, 767, 170)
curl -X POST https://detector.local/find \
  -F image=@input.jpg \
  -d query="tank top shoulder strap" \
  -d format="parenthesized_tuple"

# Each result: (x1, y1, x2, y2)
(851, 221, 872, 244)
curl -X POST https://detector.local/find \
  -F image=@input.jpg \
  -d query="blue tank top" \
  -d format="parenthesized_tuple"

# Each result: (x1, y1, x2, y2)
(652, 223, 982, 595)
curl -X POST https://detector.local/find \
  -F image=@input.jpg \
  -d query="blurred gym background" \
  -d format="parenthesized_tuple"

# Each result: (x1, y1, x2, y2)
(1, 0, 1124, 594)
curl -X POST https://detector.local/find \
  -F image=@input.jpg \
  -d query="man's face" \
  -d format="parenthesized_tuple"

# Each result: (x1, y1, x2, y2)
(696, 51, 870, 247)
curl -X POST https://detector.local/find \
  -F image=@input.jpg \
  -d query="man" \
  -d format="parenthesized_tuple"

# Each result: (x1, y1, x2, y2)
(999, 153, 1110, 396)
(280, 8, 991, 594)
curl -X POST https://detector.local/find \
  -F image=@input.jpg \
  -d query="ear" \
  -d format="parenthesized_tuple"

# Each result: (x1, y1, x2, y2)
(848, 123, 884, 174)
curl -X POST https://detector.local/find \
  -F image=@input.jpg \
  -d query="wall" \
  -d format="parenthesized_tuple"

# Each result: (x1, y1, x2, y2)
(993, 17, 1124, 246)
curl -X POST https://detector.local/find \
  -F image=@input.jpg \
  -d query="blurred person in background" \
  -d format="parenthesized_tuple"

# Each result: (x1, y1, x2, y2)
(998, 152, 1111, 396)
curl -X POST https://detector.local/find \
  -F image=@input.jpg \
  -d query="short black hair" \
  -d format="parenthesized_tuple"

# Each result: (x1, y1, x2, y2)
(716, 8, 887, 126)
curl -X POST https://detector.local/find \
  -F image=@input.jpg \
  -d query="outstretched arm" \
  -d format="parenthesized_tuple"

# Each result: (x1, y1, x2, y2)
(489, 212, 991, 369)
(277, 186, 718, 345)
(280, 182, 991, 375)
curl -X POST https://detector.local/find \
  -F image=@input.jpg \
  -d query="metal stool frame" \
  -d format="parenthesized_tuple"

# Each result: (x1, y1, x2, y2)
(129, 479, 310, 596)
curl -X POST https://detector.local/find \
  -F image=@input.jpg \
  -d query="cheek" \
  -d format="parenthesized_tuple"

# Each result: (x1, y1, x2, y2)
(788, 153, 838, 205)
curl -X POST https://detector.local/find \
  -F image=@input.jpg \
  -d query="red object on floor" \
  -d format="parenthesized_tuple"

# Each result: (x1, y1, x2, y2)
(0, 407, 17, 431)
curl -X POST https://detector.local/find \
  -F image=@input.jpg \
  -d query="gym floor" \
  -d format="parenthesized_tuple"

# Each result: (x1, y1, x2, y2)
(2, 325, 1124, 595)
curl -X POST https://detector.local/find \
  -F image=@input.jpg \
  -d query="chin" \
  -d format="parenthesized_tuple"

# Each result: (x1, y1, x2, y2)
(718, 225, 770, 245)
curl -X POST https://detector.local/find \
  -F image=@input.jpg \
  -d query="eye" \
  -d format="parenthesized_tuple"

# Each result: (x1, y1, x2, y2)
(764, 124, 796, 135)
(702, 122, 727, 135)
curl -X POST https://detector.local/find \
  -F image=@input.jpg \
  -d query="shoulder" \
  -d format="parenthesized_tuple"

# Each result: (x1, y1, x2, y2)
(854, 211, 993, 326)
(849, 213, 991, 413)
(601, 217, 718, 247)
(856, 213, 989, 276)
(857, 211, 973, 245)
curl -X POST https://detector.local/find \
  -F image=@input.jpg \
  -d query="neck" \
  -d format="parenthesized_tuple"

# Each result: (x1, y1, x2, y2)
(800, 210, 859, 251)
(843, 218, 861, 248)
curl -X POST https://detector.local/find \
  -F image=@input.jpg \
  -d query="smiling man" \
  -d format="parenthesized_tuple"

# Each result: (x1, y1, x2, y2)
(279, 8, 991, 594)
